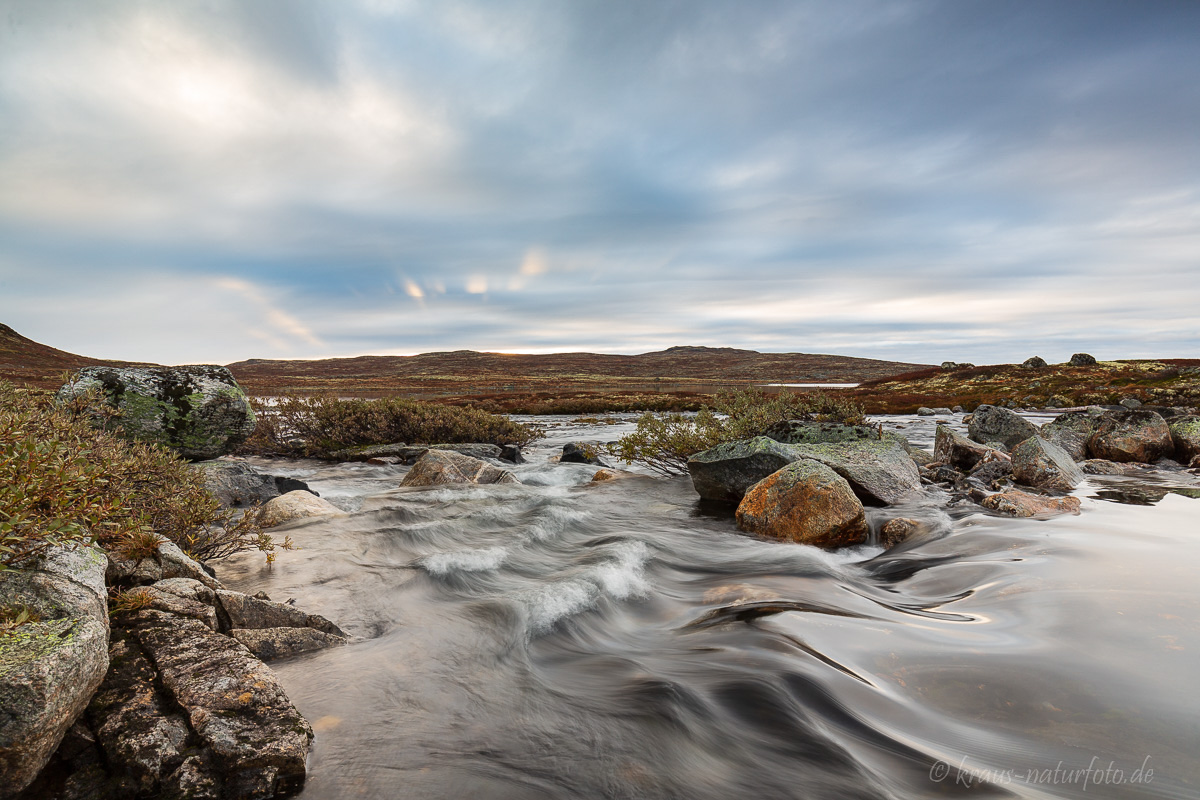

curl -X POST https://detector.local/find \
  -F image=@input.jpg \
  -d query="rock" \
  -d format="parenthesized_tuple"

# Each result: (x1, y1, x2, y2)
(916, 407, 935, 416)
(902, 442, 936, 467)
(87, 632, 192, 796)
(255, 490, 344, 528)
(589, 468, 643, 482)
(1191, 455, 1200, 469)
(1022, 356, 1048, 368)
(967, 405, 1039, 450)
(1168, 416, 1200, 463)
(499, 444, 525, 464)
(230, 628, 347, 662)
(941, 362, 975, 370)
(879, 518, 929, 548)
(106, 540, 221, 590)
(1068, 353, 1098, 366)
(1044, 395, 1070, 409)
(1120, 397, 1143, 409)
(788, 439, 922, 505)
(139, 585, 220, 631)
(0, 547, 110, 796)
(952, 406, 964, 413)
(1010, 436, 1083, 492)
(981, 489, 1081, 518)
(274, 476, 316, 496)
(764, 421, 885, 445)
(1081, 459, 1149, 476)
(124, 610, 312, 797)
(333, 442, 502, 465)
(967, 449, 1014, 485)
(735, 461, 868, 549)
(366, 456, 403, 466)
(195, 460, 280, 509)
(215, 590, 346, 637)
(57, 366, 256, 461)
(400, 449, 520, 487)
(1040, 411, 1098, 462)
(1087, 409, 1173, 463)
(428, 443, 504, 461)
(931, 407, 953, 415)
(933, 425, 997, 470)
(561, 442, 607, 466)
(686, 437, 801, 503)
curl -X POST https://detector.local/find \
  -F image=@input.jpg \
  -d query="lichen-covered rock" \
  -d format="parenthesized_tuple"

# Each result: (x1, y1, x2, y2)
(1087, 409, 1173, 463)
(764, 421, 885, 445)
(330, 442, 501, 464)
(687, 437, 800, 503)
(195, 460, 281, 509)
(879, 518, 928, 548)
(967, 405, 1039, 450)
(1039, 411, 1100, 462)
(57, 366, 256, 461)
(140, 585, 220, 631)
(735, 461, 868, 549)
(967, 448, 1014, 486)
(254, 490, 344, 528)
(934, 425, 998, 470)
(788, 439, 921, 505)
(124, 610, 312, 797)
(916, 407, 935, 416)
(1011, 436, 1084, 492)
(1168, 416, 1200, 463)
(981, 490, 1082, 518)
(1081, 459, 1149, 476)
(230, 627, 347, 662)
(400, 449, 520, 488)
(0, 547, 109, 797)
(215, 590, 346, 637)
(106, 540, 221, 590)
(1021, 356, 1047, 368)
(1069, 353, 1097, 366)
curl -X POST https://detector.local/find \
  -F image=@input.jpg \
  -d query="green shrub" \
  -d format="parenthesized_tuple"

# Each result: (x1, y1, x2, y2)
(0, 381, 277, 568)
(607, 387, 866, 477)
(240, 394, 544, 458)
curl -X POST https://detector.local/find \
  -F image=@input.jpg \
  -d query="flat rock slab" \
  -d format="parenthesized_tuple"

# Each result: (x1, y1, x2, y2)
(789, 439, 921, 506)
(981, 490, 1082, 518)
(687, 436, 800, 503)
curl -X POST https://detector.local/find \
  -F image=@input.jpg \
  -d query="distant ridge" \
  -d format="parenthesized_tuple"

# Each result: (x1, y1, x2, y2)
(0, 323, 153, 388)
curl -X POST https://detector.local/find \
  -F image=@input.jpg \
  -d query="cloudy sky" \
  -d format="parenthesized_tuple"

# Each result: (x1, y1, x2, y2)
(2, 1, 1198, 366)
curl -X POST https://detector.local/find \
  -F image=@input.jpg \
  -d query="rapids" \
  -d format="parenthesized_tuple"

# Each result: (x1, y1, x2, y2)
(219, 413, 1200, 800)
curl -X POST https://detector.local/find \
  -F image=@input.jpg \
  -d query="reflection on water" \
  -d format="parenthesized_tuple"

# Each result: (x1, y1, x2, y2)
(218, 414, 1200, 800)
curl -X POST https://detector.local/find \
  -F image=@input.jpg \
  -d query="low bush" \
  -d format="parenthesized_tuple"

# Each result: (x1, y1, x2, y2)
(239, 394, 544, 458)
(607, 387, 866, 477)
(0, 381, 278, 569)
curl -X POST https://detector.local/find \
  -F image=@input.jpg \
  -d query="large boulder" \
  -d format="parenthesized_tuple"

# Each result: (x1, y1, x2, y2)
(400, 449, 520, 487)
(967, 405, 1039, 450)
(735, 461, 869, 549)
(1011, 436, 1083, 492)
(933, 425, 997, 470)
(0, 547, 110, 797)
(1168, 416, 1200, 463)
(687, 437, 800, 503)
(1087, 409, 1173, 463)
(1039, 410, 1102, 462)
(1022, 356, 1047, 368)
(58, 366, 256, 461)
(981, 489, 1081, 518)
(255, 490, 344, 528)
(764, 420, 884, 445)
(788, 439, 921, 505)
(196, 460, 280, 508)
(1068, 353, 1098, 366)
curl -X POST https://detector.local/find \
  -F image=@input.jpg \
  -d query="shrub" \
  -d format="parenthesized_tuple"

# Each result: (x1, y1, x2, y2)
(607, 387, 866, 477)
(0, 381, 277, 568)
(239, 394, 544, 458)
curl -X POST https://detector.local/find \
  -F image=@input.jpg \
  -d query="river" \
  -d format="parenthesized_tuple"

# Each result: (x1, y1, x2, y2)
(219, 413, 1200, 800)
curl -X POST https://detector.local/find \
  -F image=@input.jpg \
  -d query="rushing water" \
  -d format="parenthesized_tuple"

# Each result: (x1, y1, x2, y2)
(219, 414, 1200, 800)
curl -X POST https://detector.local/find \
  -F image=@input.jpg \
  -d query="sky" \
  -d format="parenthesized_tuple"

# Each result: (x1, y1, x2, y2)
(2, 0, 1199, 366)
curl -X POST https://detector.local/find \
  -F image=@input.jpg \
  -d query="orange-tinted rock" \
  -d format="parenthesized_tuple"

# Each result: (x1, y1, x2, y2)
(981, 489, 1081, 518)
(880, 517, 924, 548)
(1087, 409, 1172, 463)
(735, 461, 868, 549)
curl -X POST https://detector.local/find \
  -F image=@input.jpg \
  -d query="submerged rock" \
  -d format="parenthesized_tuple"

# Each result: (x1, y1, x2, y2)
(255, 490, 343, 528)
(735, 461, 868, 549)
(788, 439, 921, 505)
(1087, 409, 1173, 463)
(967, 405, 1039, 450)
(57, 366, 256, 461)
(0, 547, 110, 796)
(687, 437, 800, 503)
(400, 449, 520, 487)
(1011, 436, 1084, 492)
(879, 517, 929, 548)
(981, 489, 1081, 518)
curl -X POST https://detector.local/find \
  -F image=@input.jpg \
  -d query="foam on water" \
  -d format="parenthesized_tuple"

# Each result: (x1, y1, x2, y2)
(421, 546, 509, 575)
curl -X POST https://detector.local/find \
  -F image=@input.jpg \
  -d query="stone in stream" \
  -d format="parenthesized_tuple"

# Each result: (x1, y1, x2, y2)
(400, 449, 520, 487)
(1039, 410, 1103, 462)
(561, 442, 607, 466)
(1010, 436, 1084, 492)
(255, 490, 344, 528)
(1087, 409, 1173, 463)
(967, 405, 1039, 450)
(1168, 416, 1200, 463)
(980, 489, 1081, 518)
(57, 366, 256, 461)
(687, 437, 801, 503)
(787, 439, 921, 505)
(735, 461, 869, 549)
(934, 425, 1001, 471)
(0, 547, 110, 797)
(879, 517, 930, 548)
